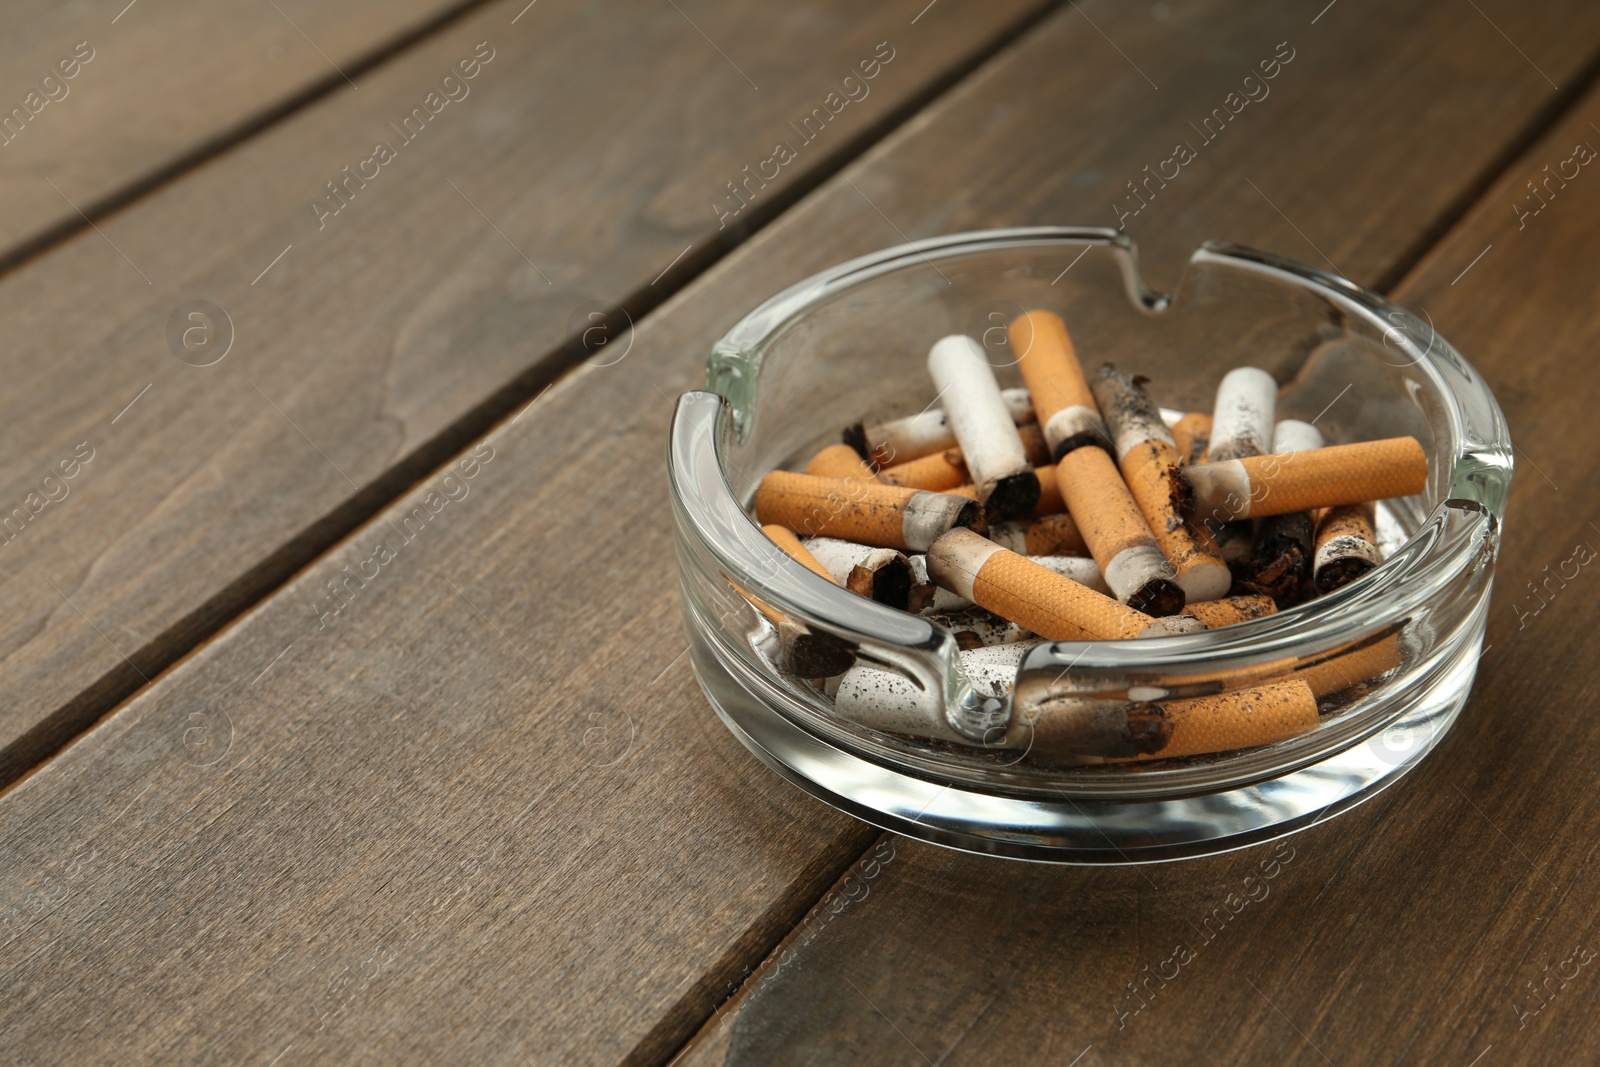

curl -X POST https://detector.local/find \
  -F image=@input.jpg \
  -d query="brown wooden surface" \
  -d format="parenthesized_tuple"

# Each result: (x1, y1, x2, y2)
(0, 0, 1051, 787)
(3, 0, 1600, 1064)
(0, 0, 488, 266)
(676, 58, 1600, 1067)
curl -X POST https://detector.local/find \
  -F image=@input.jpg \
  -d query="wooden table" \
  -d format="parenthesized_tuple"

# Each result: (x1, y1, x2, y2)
(1, 1, 1595, 1062)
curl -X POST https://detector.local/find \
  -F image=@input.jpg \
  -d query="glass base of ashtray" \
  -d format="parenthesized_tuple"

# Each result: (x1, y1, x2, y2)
(691, 619, 1477, 863)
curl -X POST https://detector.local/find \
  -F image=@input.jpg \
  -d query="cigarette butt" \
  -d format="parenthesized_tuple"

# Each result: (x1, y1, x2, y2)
(846, 387, 1033, 468)
(927, 336, 1040, 520)
(1170, 412, 1212, 465)
(1183, 437, 1428, 520)
(1127, 679, 1319, 760)
(878, 449, 969, 491)
(805, 443, 879, 481)
(1240, 420, 1324, 605)
(1209, 367, 1277, 461)
(1313, 502, 1382, 592)
(754, 470, 983, 551)
(1294, 632, 1402, 697)
(1056, 444, 1185, 615)
(1015, 680, 1316, 762)
(1207, 368, 1276, 570)
(925, 528, 1198, 640)
(1091, 365, 1231, 603)
(828, 642, 1030, 744)
(986, 512, 1087, 556)
(801, 536, 915, 609)
(910, 551, 1107, 612)
(1235, 505, 1312, 604)
(1181, 594, 1278, 628)
(1011, 310, 1108, 459)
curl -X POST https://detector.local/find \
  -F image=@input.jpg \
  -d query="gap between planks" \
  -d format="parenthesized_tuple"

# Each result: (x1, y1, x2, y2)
(0, 0, 504, 285)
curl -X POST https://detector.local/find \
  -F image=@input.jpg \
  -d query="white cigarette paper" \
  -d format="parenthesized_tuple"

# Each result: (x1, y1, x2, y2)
(926, 336, 1037, 516)
(1272, 419, 1324, 454)
(1209, 367, 1277, 461)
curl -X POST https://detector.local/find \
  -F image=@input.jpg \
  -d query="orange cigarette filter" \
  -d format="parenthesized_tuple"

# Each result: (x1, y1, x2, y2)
(925, 529, 1200, 641)
(754, 470, 982, 552)
(878, 449, 969, 491)
(1011, 310, 1108, 459)
(805, 443, 879, 482)
(1184, 437, 1428, 520)
(1183, 594, 1277, 628)
(1056, 444, 1184, 615)
(1125, 679, 1318, 760)
(1170, 413, 1212, 465)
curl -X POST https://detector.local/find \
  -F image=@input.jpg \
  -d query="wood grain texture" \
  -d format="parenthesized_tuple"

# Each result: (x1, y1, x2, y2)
(0, 0, 1052, 786)
(3, 0, 1598, 1063)
(0, 0, 490, 265)
(677, 54, 1600, 1067)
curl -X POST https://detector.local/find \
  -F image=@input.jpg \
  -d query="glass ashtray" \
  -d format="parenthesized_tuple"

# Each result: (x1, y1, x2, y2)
(668, 227, 1510, 863)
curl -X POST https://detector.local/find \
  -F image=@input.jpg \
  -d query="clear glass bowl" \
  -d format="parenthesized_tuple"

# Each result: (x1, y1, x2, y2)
(668, 228, 1511, 863)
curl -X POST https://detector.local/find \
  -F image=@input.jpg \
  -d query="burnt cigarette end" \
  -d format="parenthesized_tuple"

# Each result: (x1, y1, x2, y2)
(1314, 556, 1376, 593)
(953, 497, 985, 533)
(841, 422, 870, 461)
(1244, 513, 1315, 607)
(866, 557, 913, 608)
(1126, 704, 1176, 755)
(1127, 577, 1186, 618)
(1018, 695, 1175, 762)
(984, 470, 1041, 522)
(780, 625, 857, 679)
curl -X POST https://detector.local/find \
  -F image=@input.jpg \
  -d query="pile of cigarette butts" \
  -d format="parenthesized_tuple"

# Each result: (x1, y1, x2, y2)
(745, 310, 1428, 766)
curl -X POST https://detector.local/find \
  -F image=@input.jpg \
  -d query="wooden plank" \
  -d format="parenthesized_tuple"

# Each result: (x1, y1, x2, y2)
(0, 0, 1054, 785)
(0, 0, 490, 266)
(4, 0, 1598, 1062)
(677, 56, 1600, 1067)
